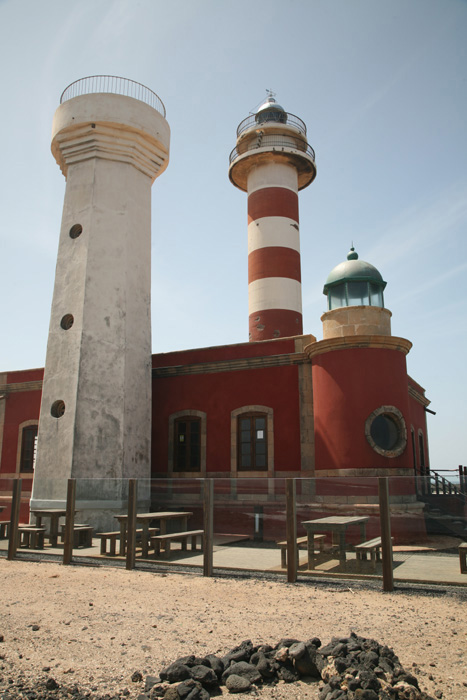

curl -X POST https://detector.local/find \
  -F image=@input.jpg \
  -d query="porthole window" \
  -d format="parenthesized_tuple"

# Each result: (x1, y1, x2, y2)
(69, 224, 82, 239)
(51, 400, 66, 418)
(60, 314, 74, 330)
(365, 405, 407, 458)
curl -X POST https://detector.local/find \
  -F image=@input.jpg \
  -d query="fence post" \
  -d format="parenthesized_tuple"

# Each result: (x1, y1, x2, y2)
(286, 478, 297, 583)
(203, 478, 213, 577)
(7, 479, 22, 560)
(62, 479, 76, 565)
(378, 477, 394, 592)
(126, 479, 137, 570)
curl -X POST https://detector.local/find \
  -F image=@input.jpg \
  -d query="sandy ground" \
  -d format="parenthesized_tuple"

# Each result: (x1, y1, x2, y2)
(0, 558, 466, 699)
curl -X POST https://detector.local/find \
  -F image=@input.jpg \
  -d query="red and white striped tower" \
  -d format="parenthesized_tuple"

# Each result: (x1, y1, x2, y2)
(229, 95, 316, 341)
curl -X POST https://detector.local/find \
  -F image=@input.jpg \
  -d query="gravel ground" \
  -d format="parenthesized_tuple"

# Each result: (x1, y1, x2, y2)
(0, 558, 466, 699)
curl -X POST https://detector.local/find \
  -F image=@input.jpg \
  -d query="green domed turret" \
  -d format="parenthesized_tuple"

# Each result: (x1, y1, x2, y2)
(323, 247, 387, 310)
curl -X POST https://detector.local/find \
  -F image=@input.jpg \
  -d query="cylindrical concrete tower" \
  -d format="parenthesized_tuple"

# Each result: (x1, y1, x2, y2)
(229, 95, 316, 341)
(31, 77, 170, 529)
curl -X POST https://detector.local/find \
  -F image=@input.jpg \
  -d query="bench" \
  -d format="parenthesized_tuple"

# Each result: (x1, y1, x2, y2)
(96, 531, 121, 556)
(355, 537, 393, 571)
(459, 542, 467, 574)
(60, 524, 94, 548)
(0, 521, 10, 539)
(97, 528, 160, 556)
(18, 526, 46, 550)
(151, 529, 204, 558)
(277, 534, 326, 568)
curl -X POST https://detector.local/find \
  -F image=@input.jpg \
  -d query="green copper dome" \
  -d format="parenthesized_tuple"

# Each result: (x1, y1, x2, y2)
(323, 247, 387, 310)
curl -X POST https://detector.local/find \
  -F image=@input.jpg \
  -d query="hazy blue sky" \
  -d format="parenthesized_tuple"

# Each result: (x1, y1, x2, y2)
(0, 0, 466, 472)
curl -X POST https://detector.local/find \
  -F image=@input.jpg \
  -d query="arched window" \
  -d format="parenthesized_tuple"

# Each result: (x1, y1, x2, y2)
(18, 422, 38, 473)
(231, 406, 274, 475)
(168, 410, 206, 475)
(174, 416, 201, 472)
(411, 427, 417, 471)
(238, 413, 267, 470)
(418, 430, 426, 473)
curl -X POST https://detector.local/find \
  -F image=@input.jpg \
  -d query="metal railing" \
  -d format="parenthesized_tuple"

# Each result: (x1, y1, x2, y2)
(229, 136, 315, 166)
(60, 76, 166, 117)
(237, 111, 307, 138)
(418, 468, 466, 501)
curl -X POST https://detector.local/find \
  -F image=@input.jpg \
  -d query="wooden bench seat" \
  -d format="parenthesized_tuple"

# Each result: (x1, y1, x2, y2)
(18, 526, 46, 550)
(459, 542, 467, 574)
(60, 524, 94, 548)
(97, 527, 160, 556)
(96, 531, 121, 556)
(355, 537, 391, 571)
(277, 534, 326, 568)
(150, 529, 204, 558)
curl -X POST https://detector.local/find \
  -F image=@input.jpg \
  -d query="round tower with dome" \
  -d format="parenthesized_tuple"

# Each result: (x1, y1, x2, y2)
(305, 248, 417, 477)
(321, 246, 392, 338)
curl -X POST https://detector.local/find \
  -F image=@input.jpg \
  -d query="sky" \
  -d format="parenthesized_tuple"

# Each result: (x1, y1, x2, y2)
(0, 0, 466, 474)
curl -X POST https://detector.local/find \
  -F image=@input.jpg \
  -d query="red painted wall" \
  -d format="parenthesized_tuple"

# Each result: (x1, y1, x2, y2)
(152, 364, 301, 474)
(1, 369, 43, 521)
(152, 338, 297, 369)
(312, 347, 412, 472)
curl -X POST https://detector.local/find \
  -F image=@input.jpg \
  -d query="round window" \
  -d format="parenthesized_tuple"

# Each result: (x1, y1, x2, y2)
(365, 406, 407, 458)
(51, 400, 66, 418)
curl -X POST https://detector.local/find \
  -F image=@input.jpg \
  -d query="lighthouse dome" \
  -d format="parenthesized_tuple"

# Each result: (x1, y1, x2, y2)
(323, 247, 387, 310)
(255, 96, 287, 125)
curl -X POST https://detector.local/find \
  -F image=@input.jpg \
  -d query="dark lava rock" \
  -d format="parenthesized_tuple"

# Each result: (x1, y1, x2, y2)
(204, 654, 224, 679)
(160, 662, 191, 684)
(225, 674, 251, 693)
(145, 676, 160, 692)
(221, 640, 255, 667)
(189, 665, 218, 689)
(222, 661, 262, 685)
(45, 677, 59, 690)
(132, 671, 143, 683)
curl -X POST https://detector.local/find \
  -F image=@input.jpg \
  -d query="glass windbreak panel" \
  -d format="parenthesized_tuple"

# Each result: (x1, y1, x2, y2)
(347, 281, 369, 305)
(329, 285, 346, 310)
(369, 283, 383, 307)
(295, 477, 382, 578)
(389, 476, 464, 587)
(212, 478, 287, 575)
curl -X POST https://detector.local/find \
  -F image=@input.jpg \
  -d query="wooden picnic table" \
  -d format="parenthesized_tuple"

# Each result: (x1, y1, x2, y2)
(115, 511, 193, 558)
(302, 515, 369, 569)
(30, 508, 69, 547)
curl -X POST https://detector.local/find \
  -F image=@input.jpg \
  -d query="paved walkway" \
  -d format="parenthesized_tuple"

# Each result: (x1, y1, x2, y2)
(1, 535, 465, 587)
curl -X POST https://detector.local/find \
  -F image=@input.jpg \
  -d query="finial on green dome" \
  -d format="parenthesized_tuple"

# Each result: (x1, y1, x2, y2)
(347, 245, 358, 261)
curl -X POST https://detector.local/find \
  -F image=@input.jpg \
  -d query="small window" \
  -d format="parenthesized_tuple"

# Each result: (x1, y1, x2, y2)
(419, 432, 426, 471)
(411, 428, 417, 470)
(174, 417, 201, 472)
(238, 413, 268, 471)
(20, 425, 38, 472)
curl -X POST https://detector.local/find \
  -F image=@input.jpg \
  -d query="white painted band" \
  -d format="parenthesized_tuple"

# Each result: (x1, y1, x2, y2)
(247, 162, 298, 195)
(248, 217, 300, 254)
(248, 277, 303, 314)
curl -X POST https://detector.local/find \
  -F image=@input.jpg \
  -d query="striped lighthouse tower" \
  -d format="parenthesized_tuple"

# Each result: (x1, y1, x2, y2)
(229, 95, 316, 341)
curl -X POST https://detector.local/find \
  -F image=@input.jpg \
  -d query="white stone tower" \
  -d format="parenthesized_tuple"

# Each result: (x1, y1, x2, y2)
(31, 77, 170, 528)
(229, 94, 316, 341)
